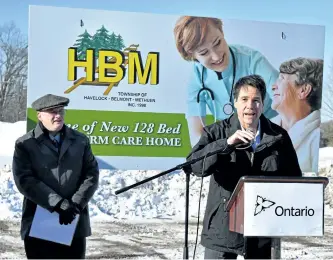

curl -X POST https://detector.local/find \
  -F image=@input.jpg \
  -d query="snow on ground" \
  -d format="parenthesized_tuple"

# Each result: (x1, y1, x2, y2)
(1, 121, 333, 259)
(0, 166, 211, 222)
(1, 164, 333, 223)
(2, 218, 333, 259)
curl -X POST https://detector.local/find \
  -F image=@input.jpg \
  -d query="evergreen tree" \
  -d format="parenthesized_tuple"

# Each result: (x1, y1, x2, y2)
(92, 25, 112, 58)
(115, 34, 125, 50)
(109, 32, 117, 49)
(73, 29, 93, 60)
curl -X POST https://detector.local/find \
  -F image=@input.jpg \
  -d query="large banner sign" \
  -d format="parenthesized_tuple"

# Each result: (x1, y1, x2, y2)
(27, 5, 325, 171)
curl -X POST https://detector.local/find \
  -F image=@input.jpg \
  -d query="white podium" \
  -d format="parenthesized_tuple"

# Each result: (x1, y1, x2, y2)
(226, 176, 329, 259)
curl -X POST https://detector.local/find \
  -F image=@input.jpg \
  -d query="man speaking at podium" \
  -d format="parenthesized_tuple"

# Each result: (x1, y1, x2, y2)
(186, 75, 302, 259)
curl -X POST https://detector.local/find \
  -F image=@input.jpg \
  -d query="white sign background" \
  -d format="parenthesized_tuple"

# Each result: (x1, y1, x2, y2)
(244, 183, 324, 237)
(28, 5, 325, 115)
(27, 5, 326, 170)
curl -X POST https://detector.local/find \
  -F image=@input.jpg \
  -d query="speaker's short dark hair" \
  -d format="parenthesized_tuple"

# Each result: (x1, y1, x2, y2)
(233, 74, 266, 102)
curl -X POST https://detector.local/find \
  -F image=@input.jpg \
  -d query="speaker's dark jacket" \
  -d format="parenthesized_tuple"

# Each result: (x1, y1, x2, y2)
(186, 113, 302, 255)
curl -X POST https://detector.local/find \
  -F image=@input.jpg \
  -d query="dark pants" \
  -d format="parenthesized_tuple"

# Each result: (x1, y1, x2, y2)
(204, 238, 271, 259)
(24, 236, 86, 259)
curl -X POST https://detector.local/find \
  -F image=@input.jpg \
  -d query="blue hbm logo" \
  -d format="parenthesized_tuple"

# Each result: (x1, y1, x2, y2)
(254, 195, 315, 217)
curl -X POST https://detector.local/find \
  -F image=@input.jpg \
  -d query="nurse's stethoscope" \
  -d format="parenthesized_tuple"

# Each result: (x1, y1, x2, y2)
(196, 47, 236, 127)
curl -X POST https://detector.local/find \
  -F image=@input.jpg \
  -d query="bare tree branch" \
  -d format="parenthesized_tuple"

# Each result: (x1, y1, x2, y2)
(0, 21, 27, 122)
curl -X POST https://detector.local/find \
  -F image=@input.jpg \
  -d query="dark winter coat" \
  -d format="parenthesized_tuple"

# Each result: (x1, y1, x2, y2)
(186, 113, 302, 255)
(12, 122, 99, 240)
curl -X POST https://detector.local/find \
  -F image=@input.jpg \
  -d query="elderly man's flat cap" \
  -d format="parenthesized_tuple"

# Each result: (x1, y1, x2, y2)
(31, 94, 70, 111)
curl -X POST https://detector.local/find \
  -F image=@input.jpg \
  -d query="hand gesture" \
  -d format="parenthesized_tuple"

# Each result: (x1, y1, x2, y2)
(227, 130, 255, 146)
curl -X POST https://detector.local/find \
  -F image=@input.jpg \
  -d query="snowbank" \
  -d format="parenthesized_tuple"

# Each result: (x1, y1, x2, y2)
(1, 163, 333, 222)
(0, 121, 26, 157)
(319, 147, 333, 168)
(0, 166, 211, 221)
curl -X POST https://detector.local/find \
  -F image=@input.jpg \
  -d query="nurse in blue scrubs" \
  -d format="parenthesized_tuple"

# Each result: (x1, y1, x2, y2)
(174, 16, 279, 146)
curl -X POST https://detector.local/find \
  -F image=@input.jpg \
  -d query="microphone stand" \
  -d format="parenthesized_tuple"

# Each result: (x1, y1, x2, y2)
(115, 145, 232, 260)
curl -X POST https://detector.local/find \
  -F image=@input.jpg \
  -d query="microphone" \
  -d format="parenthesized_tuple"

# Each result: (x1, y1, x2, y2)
(246, 127, 255, 145)
(234, 127, 255, 150)
(183, 127, 257, 173)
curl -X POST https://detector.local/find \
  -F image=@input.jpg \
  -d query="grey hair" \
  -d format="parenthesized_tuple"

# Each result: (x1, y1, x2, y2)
(279, 57, 323, 111)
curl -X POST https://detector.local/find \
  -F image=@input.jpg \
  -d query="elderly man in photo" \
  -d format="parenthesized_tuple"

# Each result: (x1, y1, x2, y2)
(12, 94, 99, 259)
(186, 75, 302, 259)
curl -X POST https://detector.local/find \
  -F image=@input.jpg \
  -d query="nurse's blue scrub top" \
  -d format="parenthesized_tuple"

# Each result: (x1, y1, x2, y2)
(186, 44, 279, 121)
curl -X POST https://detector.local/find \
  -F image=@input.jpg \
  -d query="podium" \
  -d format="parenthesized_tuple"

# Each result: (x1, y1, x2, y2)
(226, 176, 329, 259)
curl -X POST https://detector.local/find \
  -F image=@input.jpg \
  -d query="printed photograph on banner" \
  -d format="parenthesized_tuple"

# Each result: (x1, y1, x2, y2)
(27, 5, 325, 172)
(173, 15, 325, 174)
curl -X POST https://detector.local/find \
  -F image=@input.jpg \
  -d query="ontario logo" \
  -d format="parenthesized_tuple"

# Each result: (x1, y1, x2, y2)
(254, 195, 275, 216)
(254, 195, 315, 217)
(65, 25, 159, 95)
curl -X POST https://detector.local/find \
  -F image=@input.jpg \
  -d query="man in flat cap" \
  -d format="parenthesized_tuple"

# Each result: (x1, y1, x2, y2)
(12, 94, 99, 259)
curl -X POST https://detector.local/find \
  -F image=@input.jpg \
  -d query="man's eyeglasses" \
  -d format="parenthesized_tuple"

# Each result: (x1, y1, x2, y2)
(42, 108, 65, 116)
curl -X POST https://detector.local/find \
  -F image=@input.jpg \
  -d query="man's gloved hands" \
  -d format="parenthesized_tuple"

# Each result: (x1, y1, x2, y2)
(54, 199, 81, 225)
